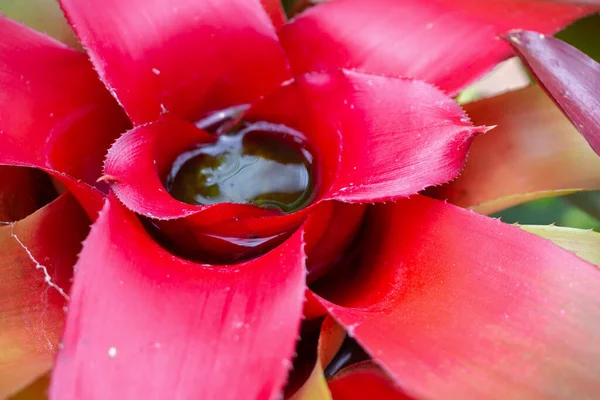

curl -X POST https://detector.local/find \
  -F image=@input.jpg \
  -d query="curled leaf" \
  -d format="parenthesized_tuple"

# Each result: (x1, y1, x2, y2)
(315, 196, 600, 399)
(506, 30, 600, 156)
(51, 195, 307, 400)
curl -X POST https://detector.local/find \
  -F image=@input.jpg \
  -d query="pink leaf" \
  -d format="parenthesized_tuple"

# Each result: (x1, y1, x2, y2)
(506, 30, 600, 156)
(279, 0, 598, 94)
(316, 196, 600, 399)
(59, 0, 291, 125)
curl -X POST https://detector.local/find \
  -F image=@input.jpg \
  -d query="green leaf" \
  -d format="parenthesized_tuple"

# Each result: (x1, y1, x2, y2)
(521, 224, 600, 267)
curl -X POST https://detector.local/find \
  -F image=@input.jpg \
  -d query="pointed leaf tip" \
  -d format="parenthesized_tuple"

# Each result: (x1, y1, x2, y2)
(505, 30, 600, 157)
(433, 85, 600, 214)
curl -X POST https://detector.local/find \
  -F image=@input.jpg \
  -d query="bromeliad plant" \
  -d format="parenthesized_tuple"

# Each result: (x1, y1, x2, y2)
(2, 0, 600, 399)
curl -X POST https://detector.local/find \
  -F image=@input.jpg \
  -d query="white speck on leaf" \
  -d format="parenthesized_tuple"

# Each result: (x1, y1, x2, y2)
(347, 323, 360, 336)
(233, 320, 244, 329)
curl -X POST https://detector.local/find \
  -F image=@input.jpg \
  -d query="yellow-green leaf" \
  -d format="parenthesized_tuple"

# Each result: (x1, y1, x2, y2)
(521, 224, 600, 267)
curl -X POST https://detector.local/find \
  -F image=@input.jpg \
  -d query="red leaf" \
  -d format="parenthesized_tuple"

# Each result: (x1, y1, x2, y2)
(506, 30, 600, 156)
(316, 196, 600, 399)
(304, 202, 366, 281)
(0, 167, 56, 223)
(104, 115, 308, 261)
(290, 316, 345, 400)
(0, 194, 89, 397)
(104, 115, 224, 220)
(246, 70, 487, 203)
(279, 0, 597, 94)
(0, 17, 129, 216)
(260, 0, 287, 29)
(304, 290, 328, 321)
(59, 0, 291, 125)
(328, 362, 414, 400)
(50, 195, 307, 400)
(105, 70, 483, 262)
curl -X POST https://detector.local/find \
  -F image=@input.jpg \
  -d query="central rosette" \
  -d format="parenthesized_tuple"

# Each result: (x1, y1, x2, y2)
(167, 118, 314, 214)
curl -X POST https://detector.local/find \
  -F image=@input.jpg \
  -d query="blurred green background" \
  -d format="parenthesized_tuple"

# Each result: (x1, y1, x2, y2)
(494, 194, 600, 230)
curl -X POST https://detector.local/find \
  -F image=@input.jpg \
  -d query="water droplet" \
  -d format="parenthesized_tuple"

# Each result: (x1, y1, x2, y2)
(168, 115, 315, 214)
(108, 347, 117, 358)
